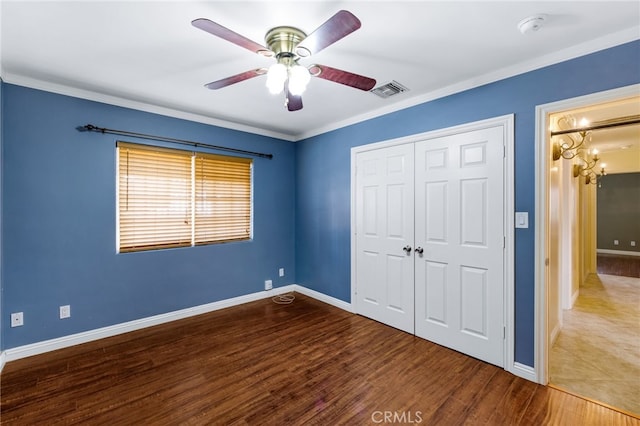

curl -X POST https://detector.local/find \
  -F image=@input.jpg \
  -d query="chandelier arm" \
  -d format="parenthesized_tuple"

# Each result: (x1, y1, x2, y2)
(557, 131, 589, 160)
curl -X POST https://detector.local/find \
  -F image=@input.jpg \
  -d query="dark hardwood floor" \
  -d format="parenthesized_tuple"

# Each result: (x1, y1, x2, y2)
(598, 253, 640, 278)
(1, 294, 638, 425)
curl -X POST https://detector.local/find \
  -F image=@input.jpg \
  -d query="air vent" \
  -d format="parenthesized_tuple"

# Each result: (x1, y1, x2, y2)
(371, 80, 409, 98)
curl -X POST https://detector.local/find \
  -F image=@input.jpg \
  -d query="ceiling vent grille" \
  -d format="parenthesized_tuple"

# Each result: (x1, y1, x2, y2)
(371, 80, 409, 98)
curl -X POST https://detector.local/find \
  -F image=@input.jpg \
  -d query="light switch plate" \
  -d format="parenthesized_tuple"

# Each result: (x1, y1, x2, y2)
(60, 305, 71, 319)
(515, 212, 529, 229)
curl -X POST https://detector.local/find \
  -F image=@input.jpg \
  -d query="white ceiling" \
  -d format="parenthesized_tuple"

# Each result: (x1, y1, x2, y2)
(1, 1, 639, 141)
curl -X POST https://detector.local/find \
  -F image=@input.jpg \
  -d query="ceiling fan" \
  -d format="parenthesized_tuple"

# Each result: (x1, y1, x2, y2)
(192, 10, 377, 111)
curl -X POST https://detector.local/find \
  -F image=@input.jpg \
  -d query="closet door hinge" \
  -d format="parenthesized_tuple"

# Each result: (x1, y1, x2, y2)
(503, 326, 506, 339)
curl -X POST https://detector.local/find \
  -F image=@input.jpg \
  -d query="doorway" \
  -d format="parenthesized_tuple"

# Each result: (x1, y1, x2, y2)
(535, 84, 640, 415)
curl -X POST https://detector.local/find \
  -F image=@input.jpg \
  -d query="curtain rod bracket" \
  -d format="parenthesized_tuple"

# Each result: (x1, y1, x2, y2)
(78, 123, 273, 159)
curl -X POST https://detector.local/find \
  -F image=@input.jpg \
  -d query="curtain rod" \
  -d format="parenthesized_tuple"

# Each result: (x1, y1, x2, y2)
(550, 115, 640, 137)
(77, 124, 273, 159)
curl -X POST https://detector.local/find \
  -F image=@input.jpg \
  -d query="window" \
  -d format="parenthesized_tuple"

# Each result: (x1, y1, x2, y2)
(117, 142, 252, 253)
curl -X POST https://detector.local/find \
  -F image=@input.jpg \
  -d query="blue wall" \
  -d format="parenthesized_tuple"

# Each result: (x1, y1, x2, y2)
(295, 40, 640, 367)
(1, 85, 296, 348)
(2, 41, 639, 367)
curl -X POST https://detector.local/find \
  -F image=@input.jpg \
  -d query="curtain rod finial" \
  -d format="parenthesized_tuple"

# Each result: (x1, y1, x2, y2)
(76, 124, 99, 132)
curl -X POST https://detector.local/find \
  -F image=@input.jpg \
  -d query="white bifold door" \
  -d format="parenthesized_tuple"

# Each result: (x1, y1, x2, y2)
(355, 144, 415, 334)
(355, 125, 505, 367)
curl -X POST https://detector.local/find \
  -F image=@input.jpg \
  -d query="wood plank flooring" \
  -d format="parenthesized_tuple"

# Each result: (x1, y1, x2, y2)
(2, 294, 639, 425)
(598, 254, 640, 278)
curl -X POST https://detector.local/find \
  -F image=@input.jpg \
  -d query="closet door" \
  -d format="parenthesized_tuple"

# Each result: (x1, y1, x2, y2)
(414, 126, 505, 367)
(355, 144, 415, 333)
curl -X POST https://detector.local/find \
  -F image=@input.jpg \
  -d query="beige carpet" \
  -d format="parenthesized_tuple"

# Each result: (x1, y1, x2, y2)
(549, 273, 640, 416)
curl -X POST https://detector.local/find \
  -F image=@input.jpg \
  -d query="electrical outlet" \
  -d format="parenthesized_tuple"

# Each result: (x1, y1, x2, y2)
(11, 312, 24, 327)
(279, 268, 285, 277)
(631, 241, 636, 247)
(60, 305, 71, 319)
(614, 240, 619, 246)
(264, 280, 273, 291)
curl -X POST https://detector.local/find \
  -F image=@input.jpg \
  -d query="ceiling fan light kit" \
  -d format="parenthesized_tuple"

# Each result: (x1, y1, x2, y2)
(287, 65, 311, 96)
(192, 10, 376, 111)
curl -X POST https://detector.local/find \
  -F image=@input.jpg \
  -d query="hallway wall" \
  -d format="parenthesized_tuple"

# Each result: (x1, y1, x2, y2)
(597, 172, 640, 253)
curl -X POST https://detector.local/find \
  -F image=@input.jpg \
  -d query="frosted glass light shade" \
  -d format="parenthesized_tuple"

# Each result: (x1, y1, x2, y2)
(266, 63, 287, 94)
(288, 65, 311, 96)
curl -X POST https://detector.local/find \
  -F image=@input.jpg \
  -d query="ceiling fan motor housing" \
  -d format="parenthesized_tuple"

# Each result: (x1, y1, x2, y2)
(265, 26, 307, 62)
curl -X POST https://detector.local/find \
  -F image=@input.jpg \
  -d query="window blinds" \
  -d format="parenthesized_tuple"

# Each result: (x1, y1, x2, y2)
(195, 153, 252, 244)
(117, 142, 252, 253)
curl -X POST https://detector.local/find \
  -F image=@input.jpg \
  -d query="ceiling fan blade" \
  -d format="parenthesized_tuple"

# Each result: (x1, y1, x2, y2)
(295, 10, 361, 57)
(205, 69, 266, 90)
(285, 83, 303, 111)
(192, 18, 272, 56)
(309, 64, 376, 91)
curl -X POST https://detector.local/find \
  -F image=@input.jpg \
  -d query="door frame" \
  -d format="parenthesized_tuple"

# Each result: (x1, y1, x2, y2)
(534, 83, 640, 384)
(350, 114, 517, 375)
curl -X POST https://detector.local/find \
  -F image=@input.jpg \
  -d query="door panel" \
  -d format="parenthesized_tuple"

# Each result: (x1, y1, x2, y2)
(424, 260, 448, 325)
(414, 126, 505, 367)
(460, 265, 488, 337)
(355, 144, 415, 333)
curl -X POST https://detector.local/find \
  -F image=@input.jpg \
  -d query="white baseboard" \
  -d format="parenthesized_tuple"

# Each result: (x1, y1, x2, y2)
(597, 249, 640, 257)
(294, 286, 353, 312)
(511, 362, 538, 383)
(4, 285, 296, 363)
(2, 284, 352, 364)
(7, 285, 540, 386)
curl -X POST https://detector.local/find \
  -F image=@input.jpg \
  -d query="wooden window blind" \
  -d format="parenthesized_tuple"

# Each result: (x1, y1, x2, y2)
(194, 153, 252, 244)
(117, 142, 252, 253)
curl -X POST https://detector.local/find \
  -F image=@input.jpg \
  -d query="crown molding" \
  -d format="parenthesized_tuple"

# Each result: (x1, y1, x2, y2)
(2, 25, 638, 143)
(1, 72, 297, 142)
(296, 26, 640, 141)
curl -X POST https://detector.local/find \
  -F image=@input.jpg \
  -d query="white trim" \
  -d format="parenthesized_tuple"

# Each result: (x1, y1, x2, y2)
(1, 73, 296, 142)
(4, 285, 295, 362)
(350, 114, 517, 376)
(597, 249, 640, 257)
(503, 115, 517, 377)
(511, 362, 537, 383)
(1, 284, 353, 363)
(352, 115, 515, 155)
(534, 84, 640, 385)
(298, 27, 640, 141)
(3, 29, 638, 143)
(294, 286, 353, 313)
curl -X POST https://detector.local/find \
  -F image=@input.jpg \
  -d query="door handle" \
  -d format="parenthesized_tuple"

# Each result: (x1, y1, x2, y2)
(403, 245, 412, 253)
(415, 247, 424, 254)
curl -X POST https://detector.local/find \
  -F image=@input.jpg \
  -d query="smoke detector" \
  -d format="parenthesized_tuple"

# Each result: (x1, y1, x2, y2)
(518, 14, 547, 34)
